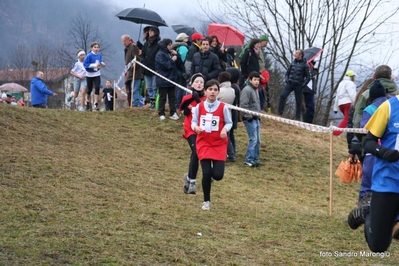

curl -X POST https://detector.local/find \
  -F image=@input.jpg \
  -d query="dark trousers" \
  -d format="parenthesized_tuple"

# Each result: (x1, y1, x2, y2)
(126, 80, 132, 108)
(303, 92, 315, 123)
(259, 86, 265, 110)
(364, 192, 399, 252)
(200, 159, 225, 202)
(278, 82, 302, 120)
(105, 102, 114, 111)
(158, 86, 176, 116)
(187, 135, 199, 180)
(32, 103, 47, 108)
(86, 76, 101, 95)
(227, 130, 235, 160)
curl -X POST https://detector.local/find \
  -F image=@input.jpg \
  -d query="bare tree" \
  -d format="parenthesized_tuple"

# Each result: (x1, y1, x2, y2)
(5, 45, 33, 86)
(199, 0, 399, 125)
(56, 13, 116, 75)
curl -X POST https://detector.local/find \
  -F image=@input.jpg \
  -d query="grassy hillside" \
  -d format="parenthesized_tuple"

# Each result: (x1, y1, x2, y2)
(0, 104, 397, 265)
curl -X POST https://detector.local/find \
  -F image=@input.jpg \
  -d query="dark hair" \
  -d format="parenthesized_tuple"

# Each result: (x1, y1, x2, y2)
(249, 38, 261, 49)
(218, 72, 231, 83)
(76, 48, 84, 55)
(249, 71, 261, 80)
(375, 65, 392, 79)
(162, 38, 173, 46)
(90, 42, 100, 48)
(205, 80, 220, 91)
(297, 49, 304, 58)
(201, 38, 210, 45)
(354, 78, 374, 106)
(106, 79, 112, 83)
(209, 35, 219, 44)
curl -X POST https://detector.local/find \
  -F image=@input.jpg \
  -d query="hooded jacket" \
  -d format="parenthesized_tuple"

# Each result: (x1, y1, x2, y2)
(333, 76, 356, 112)
(30, 76, 54, 105)
(154, 39, 182, 88)
(353, 78, 399, 128)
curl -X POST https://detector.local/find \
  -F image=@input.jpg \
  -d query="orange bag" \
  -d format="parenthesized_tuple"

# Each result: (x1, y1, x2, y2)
(351, 159, 362, 183)
(335, 158, 353, 183)
(335, 157, 363, 184)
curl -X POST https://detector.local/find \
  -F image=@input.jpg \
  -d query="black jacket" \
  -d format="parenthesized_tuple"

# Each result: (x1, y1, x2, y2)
(190, 50, 220, 82)
(285, 58, 311, 87)
(141, 35, 160, 75)
(240, 48, 260, 77)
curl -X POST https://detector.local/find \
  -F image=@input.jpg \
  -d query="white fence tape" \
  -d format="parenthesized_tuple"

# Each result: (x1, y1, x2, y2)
(125, 59, 368, 135)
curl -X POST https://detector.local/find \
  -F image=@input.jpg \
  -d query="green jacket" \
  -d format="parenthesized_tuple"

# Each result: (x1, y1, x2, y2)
(353, 78, 399, 129)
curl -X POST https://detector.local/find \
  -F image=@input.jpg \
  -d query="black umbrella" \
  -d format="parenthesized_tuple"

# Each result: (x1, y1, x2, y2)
(116, 8, 167, 27)
(304, 47, 323, 64)
(171, 24, 197, 41)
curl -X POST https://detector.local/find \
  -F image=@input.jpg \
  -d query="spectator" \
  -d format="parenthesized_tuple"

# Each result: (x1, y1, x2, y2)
(121, 34, 142, 107)
(10, 96, 17, 105)
(226, 67, 241, 157)
(1, 93, 7, 103)
(172, 33, 190, 111)
(333, 70, 357, 135)
(353, 65, 399, 130)
(346, 78, 374, 164)
(217, 71, 236, 162)
(240, 39, 260, 89)
(209, 35, 227, 70)
(225, 47, 237, 68)
(30, 71, 57, 108)
(278, 49, 311, 121)
(141, 26, 161, 109)
(190, 38, 220, 82)
(155, 38, 182, 121)
(240, 71, 262, 167)
(184, 32, 204, 80)
(258, 35, 269, 110)
(17, 99, 25, 106)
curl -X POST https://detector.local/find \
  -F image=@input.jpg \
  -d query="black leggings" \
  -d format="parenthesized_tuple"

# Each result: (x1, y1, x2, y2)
(200, 159, 225, 202)
(187, 135, 199, 180)
(364, 192, 399, 252)
(86, 76, 101, 96)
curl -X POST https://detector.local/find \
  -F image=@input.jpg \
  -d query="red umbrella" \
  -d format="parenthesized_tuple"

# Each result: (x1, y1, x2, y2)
(207, 23, 245, 46)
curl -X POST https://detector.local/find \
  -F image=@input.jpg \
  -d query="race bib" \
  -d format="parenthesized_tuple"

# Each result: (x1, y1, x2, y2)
(200, 113, 220, 132)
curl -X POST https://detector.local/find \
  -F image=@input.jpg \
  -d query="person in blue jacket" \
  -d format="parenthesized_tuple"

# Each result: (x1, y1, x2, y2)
(30, 71, 57, 108)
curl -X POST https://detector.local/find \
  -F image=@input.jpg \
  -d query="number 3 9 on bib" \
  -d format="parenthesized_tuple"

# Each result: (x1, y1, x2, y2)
(200, 113, 220, 132)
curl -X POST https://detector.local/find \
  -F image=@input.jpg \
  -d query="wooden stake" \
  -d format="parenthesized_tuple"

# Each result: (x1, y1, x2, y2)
(113, 80, 116, 111)
(131, 56, 137, 108)
(329, 122, 333, 216)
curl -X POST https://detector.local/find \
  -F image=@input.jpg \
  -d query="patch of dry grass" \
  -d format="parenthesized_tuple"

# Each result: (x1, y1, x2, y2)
(0, 104, 397, 265)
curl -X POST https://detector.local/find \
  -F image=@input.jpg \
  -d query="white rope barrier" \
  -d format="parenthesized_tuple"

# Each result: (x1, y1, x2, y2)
(132, 59, 368, 135)
(124, 59, 369, 215)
